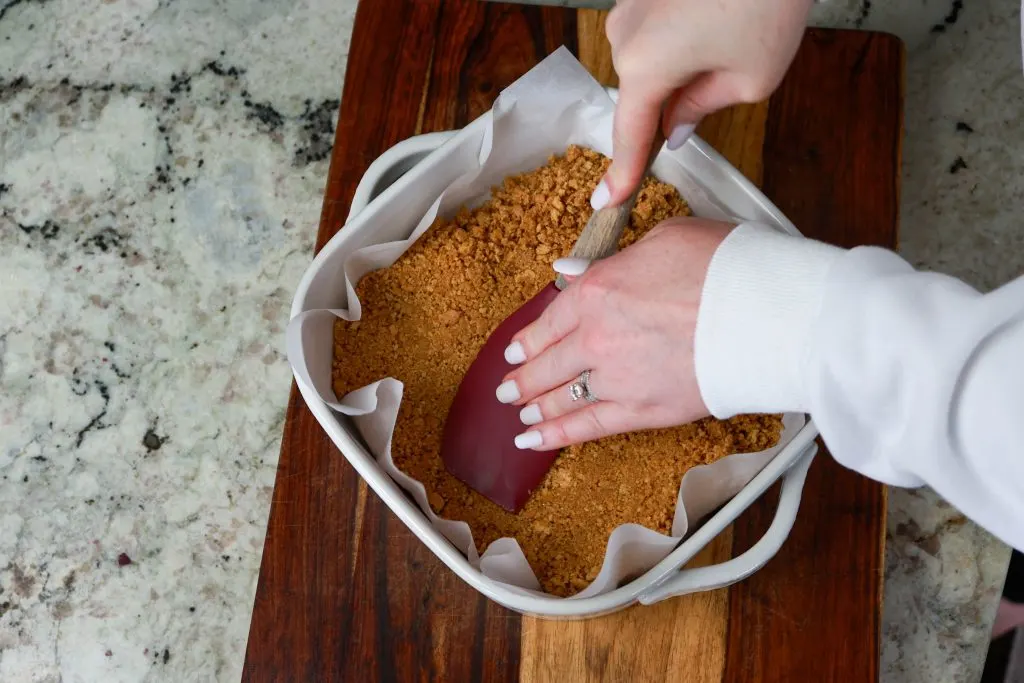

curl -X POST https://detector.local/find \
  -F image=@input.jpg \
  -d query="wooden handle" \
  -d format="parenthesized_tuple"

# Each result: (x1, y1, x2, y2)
(555, 132, 666, 290)
(567, 201, 635, 259)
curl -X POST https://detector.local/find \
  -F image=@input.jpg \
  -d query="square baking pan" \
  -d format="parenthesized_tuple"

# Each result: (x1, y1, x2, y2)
(289, 91, 821, 619)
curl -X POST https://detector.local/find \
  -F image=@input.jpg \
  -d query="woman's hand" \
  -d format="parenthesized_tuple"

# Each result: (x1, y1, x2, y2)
(591, 0, 813, 210)
(497, 217, 733, 451)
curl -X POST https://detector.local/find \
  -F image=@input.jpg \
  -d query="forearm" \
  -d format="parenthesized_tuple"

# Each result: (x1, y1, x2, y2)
(695, 222, 1024, 550)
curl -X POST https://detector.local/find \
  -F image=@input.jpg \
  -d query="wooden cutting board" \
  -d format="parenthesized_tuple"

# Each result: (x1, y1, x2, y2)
(242, 3, 902, 681)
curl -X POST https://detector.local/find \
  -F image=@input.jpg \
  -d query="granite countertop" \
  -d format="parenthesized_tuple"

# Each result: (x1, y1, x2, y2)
(0, 0, 1018, 681)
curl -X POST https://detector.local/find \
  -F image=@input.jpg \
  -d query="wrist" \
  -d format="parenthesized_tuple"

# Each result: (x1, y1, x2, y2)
(693, 222, 846, 417)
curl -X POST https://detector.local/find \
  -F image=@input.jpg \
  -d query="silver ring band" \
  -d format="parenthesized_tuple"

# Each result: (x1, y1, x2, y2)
(569, 369, 599, 403)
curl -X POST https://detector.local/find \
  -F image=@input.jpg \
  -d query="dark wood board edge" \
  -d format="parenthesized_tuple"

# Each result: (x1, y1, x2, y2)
(316, 0, 444, 251)
(242, 1, 445, 680)
(243, 2, 579, 681)
(723, 29, 904, 683)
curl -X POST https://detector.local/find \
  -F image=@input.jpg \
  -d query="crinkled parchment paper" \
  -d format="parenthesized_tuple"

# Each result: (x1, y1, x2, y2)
(286, 47, 805, 598)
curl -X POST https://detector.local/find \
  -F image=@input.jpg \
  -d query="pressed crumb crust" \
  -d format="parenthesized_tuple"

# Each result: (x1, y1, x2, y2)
(332, 145, 782, 596)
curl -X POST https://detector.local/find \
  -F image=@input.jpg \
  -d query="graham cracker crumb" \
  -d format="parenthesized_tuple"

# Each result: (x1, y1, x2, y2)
(332, 145, 783, 596)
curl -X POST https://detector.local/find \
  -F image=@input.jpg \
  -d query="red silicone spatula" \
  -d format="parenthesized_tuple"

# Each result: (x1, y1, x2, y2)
(441, 138, 666, 513)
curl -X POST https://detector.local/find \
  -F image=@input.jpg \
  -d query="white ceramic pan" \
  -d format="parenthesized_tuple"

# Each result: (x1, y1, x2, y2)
(289, 93, 821, 619)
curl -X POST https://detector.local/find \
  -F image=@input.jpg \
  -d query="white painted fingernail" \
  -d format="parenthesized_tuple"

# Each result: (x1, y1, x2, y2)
(552, 257, 591, 277)
(520, 404, 543, 426)
(496, 380, 521, 404)
(504, 341, 526, 365)
(590, 179, 610, 210)
(666, 123, 696, 151)
(515, 430, 543, 449)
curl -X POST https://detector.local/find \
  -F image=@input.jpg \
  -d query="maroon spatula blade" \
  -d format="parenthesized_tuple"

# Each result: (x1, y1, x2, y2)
(441, 282, 561, 513)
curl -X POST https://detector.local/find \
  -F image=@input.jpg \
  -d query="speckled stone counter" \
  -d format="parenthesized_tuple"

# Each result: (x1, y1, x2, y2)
(0, 0, 1017, 681)
(0, 0, 355, 679)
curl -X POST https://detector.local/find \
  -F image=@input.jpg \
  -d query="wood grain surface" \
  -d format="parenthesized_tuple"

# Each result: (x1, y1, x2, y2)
(241, 2, 903, 681)
(518, 56, 771, 682)
(723, 31, 902, 683)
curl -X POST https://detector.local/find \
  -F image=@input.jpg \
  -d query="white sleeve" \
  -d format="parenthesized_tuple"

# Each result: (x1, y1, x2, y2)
(694, 222, 1024, 551)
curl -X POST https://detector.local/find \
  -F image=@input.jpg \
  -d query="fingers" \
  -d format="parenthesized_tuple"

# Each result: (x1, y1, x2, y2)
(552, 257, 590, 278)
(514, 401, 631, 451)
(517, 369, 606, 426)
(592, 82, 676, 210)
(596, 71, 761, 201)
(503, 258, 592, 365)
(665, 122, 697, 151)
(662, 72, 761, 148)
(498, 332, 588, 407)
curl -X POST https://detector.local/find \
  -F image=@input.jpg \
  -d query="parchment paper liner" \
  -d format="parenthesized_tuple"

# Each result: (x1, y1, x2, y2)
(286, 47, 805, 598)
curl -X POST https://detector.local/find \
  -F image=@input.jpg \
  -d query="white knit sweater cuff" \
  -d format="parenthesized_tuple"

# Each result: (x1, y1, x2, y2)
(694, 222, 845, 417)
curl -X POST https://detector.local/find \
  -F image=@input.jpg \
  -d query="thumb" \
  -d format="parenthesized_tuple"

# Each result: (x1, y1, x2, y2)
(592, 80, 684, 211)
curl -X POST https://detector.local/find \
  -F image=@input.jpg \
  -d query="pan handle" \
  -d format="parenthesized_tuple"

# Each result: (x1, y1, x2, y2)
(637, 443, 817, 605)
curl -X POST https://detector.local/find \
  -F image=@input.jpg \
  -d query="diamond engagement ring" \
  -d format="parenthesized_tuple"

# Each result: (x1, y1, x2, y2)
(569, 369, 599, 403)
